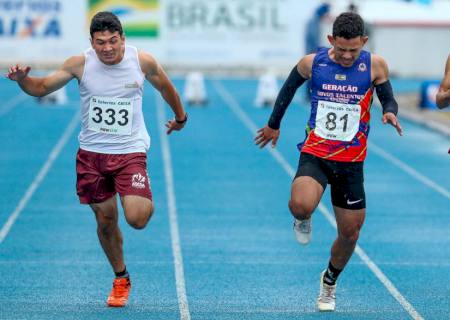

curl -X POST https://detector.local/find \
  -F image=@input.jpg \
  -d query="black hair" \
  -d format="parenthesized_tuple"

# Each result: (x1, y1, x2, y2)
(90, 11, 123, 38)
(332, 12, 365, 39)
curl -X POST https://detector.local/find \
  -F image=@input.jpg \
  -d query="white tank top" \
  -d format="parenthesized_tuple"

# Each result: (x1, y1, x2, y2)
(78, 45, 150, 154)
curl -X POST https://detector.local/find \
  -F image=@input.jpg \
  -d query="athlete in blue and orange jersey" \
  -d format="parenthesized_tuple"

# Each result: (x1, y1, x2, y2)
(255, 12, 402, 312)
(301, 47, 373, 162)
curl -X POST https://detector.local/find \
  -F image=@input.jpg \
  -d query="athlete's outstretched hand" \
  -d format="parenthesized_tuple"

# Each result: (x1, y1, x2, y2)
(6, 64, 31, 82)
(255, 126, 280, 148)
(382, 112, 403, 136)
(165, 115, 187, 135)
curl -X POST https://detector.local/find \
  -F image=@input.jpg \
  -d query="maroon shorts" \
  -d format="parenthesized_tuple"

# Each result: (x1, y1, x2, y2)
(76, 149, 152, 204)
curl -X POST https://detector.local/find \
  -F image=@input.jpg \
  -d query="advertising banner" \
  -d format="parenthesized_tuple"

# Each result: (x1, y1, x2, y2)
(0, 0, 88, 65)
(1, 0, 318, 70)
(88, 0, 318, 68)
(160, 0, 316, 67)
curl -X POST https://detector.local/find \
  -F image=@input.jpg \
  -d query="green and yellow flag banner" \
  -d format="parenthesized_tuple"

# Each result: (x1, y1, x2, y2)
(88, 0, 159, 38)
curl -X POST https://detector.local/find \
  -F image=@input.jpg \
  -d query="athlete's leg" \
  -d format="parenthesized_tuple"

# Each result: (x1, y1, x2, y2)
(328, 164, 366, 270)
(121, 195, 154, 229)
(317, 163, 366, 311)
(289, 153, 327, 219)
(330, 206, 365, 269)
(289, 176, 324, 220)
(316, 207, 365, 312)
(289, 153, 328, 245)
(90, 195, 125, 273)
(113, 152, 153, 230)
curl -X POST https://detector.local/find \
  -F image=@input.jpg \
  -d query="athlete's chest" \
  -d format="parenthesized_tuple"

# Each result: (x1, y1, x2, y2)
(312, 61, 371, 105)
(82, 62, 144, 98)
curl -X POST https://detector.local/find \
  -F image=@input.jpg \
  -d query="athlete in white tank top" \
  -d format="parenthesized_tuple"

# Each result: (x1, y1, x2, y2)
(79, 45, 149, 154)
(6, 11, 187, 308)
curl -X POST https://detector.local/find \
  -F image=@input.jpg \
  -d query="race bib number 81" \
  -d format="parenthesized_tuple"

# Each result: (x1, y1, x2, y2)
(315, 100, 361, 142)
(88, 96, 133, 135)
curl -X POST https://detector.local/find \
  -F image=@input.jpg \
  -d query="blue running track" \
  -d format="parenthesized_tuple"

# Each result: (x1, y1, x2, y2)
(0, 76, 449, 320)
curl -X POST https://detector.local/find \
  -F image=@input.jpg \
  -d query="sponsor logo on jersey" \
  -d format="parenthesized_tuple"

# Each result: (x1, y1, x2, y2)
(125, 81, 140, 89)
(358, 63, 367, 72)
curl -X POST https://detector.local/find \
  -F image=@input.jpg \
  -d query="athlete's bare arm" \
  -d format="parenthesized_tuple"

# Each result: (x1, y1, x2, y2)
(371, 54, 403, 136)
(371, 54, 390, 85)
(436, 54, 450, 109)
(6, 56, 84, 97)
(138, 51, 186, 134)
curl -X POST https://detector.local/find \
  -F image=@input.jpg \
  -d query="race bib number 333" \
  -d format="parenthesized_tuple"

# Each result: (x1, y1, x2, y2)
(88, 96, 133, 135)
(315, 100, 361, 142)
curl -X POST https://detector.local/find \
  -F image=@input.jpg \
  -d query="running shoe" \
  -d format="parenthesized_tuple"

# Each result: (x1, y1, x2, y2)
(317, 271, 336, 312)
(107, 277, 131, 307)
(293, 218, 312, 245)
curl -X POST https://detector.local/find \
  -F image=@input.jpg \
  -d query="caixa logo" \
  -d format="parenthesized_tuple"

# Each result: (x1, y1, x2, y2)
(0, 16, 61, 38)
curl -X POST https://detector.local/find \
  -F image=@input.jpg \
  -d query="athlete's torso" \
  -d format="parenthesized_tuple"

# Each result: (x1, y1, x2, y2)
(78, 45, 150, 154)
(300, 47, 373, 162)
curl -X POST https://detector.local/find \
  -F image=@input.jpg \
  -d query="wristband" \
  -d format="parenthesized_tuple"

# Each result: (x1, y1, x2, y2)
(175, 113, 188, 124)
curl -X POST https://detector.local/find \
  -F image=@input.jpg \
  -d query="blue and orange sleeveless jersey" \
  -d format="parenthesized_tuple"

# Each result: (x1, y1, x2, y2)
(300, 47, 373, 162)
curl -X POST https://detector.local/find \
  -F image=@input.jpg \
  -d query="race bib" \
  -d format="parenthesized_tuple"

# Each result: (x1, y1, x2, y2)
(314, 100, 361, 142)
(88, 96, 133, 135)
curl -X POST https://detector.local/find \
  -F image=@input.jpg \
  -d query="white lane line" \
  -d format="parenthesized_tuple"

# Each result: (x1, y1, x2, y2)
(0, 110, 80, 244)
(369, 143, 450, 200)
(213, 80, 424, 320)
(0, 93, 29, 116)
(156, 95, 191, 320)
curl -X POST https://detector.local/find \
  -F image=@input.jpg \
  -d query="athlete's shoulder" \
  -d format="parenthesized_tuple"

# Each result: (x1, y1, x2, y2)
(62, 55, 85, 79)
(302, 53, 317, 63)
(371, 54, 388, 70)
(137, 50, 158, 75)
(64, 55, 85, 67)
(298, 53, 316, 79)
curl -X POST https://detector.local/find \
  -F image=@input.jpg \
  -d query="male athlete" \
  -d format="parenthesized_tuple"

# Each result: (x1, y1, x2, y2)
(255, 12, 402, 311)
(436, 54, 450, 109)
(6, 12, 187, 307)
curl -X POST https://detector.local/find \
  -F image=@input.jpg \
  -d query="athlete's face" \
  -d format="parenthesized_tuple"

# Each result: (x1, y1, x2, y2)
(327, 35, 368, 67)
(91, 30, 125, 65)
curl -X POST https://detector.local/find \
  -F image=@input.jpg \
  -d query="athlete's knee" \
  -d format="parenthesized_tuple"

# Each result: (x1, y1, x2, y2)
(339, 225, 361, 244)
(91, 198, 119, 234)
(288, 198, 315, 219)
(96, 214, 118, 236)
(127, 212, 151, 229)
(125, 202, 154, 229)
